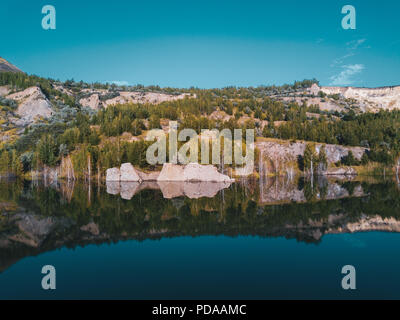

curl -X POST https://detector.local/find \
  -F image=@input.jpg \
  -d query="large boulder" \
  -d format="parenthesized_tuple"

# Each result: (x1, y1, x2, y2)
(106, 167, 120, 182)
(120, 163, 141, 182)
(157, 163, 185, 181)
(183, 163, 234, 182)
(157, 163, 234, 182)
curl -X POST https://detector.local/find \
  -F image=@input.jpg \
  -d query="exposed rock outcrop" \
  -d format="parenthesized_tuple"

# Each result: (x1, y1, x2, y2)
(256, 139, 366, 176)
(79, 93, 100, 110)
(103, 91, 193, 107)
(310, 83, 400, 112)
(6, 86, 53, 125)
(157, 163, 234, 182)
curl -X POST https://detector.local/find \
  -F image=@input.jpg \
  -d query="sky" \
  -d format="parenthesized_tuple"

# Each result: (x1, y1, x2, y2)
(1, 0, 400, 88)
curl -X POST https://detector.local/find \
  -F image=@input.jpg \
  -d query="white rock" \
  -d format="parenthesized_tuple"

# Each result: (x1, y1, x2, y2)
(183, 163, 233, 182)
(106, 167, 120, 182)
(157, 163, 185, 181)
(79, 93, 100, 110)
(6, 86, 53, 124)
(120, 163, 142, 182)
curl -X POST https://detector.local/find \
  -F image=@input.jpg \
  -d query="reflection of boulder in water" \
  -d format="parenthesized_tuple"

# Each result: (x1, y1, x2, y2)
(183, 182, 231, 199)
(120, 182, 140, 200)
(157, 181, 231, 199)
(106, 181, 160, 198)
(106, 181, 120, 195)
(157, 182, 184, 198)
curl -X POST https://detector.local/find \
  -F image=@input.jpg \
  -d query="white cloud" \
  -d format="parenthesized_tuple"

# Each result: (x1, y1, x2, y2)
(330, 38, 367, 67)
(330, 64, 364, 86)
(346, 38, 366, 50)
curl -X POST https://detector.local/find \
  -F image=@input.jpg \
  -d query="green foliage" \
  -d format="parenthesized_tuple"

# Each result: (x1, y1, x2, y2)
(37, 134, 58, 166)
(0, 150, 10, 174)
(341, 151, 359, 166)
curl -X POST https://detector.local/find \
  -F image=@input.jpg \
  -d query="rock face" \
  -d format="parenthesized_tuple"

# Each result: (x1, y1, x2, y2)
(311, 84, 400, 112)
(120, 163, 142, 182)
(6, 86, 53, 125)
(106, 168, 120, 182)
(77, 90, 194, 110)
(103, 91, 193, 107)
(157, 163, 234, 182)
(256, 140, 366, 175)
(79, 93, 100, 110)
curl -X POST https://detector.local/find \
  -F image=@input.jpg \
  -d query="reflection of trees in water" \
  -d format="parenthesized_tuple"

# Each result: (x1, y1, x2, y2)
(0, 178, 399, 250)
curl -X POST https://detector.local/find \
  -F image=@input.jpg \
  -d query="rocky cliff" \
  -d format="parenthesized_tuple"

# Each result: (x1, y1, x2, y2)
(256, 139, 366, 176)
(79, 91, 194, 110)
(310, 83, 400, 112)
(6, 86, 53, 126)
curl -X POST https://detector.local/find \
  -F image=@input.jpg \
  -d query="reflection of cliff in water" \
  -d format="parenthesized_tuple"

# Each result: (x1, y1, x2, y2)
(0, 177, 399, 272)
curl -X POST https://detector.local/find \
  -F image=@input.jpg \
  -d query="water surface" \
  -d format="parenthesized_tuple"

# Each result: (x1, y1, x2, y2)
(0, 176, 399, 299)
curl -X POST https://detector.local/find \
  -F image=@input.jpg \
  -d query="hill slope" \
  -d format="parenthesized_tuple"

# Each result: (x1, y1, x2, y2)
(0, 57, 22, 73)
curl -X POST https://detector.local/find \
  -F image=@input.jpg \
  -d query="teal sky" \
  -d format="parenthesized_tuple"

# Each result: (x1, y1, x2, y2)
(2, 0, 399, 88)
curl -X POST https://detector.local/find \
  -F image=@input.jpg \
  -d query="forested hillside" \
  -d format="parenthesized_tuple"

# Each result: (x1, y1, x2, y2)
(0, 69, 399, 179)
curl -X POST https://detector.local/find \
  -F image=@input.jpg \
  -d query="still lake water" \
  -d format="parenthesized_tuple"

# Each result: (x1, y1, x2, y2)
(0, 176, 400, 299)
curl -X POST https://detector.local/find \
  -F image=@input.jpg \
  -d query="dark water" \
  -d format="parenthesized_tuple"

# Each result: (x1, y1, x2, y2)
(0, 176, 400, 299)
